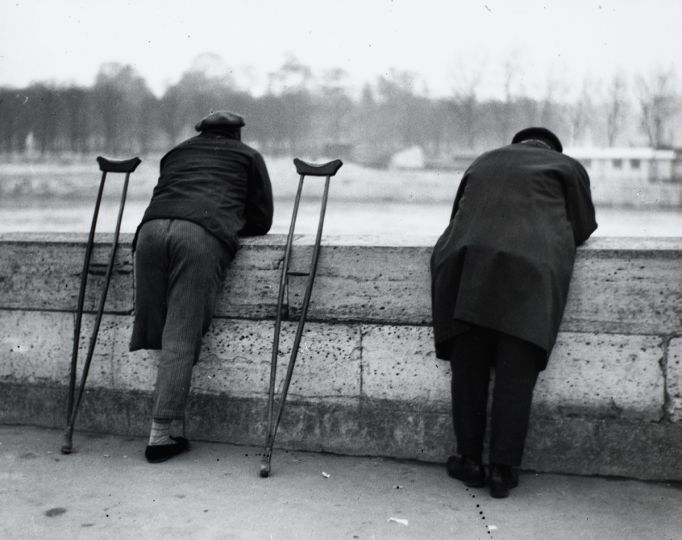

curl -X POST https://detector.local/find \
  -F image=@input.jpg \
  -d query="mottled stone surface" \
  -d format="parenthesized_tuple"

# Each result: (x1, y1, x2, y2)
(0, 310, 671, 422)
(0, 310, 121, 388)
(1, 234, 681, 480)
(565, 249, 682, 334)
(537, 333, 665, 421)
(194, 319, 362, 400)
(2, 234, 682, 335)
(214, 240, 287, 319)
(2, 311, 363, 400)
(3, 384, 681, 480)
(667, 337, 682, 422)
(0, 235, 133, 313)
(284, 243, 432, 324)
(361, 325, 449, 406)
(523, 414, 682, 479)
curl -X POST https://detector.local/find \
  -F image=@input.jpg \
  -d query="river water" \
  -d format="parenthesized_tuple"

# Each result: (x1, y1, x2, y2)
(1, 198, 680, 238)
(1, 156, 680, 238)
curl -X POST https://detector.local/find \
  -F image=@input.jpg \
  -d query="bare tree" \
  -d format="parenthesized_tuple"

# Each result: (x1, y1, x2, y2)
(265, 55, 314, 154)
(569, 77, 596, 146)
(376, 69, 428, 148)
(451, 58, 484, 150)
(0, 89, 31, 153)
(605, 72, 629, 147)
(637, 67, 678, 147)
(93, 63, 155, 153)
(62, 86, 90, 153)
(315, 68, 353, 141)
(494, 54, 522, 145)
(266, 54, 312, 95)
(189, 53, 235, 85)
(159, 54, 244, 147)
(539, 75, 567, 133)
(25, 84, 58, 154)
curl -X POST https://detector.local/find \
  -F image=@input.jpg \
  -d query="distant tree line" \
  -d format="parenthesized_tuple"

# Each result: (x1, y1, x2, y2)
(1, 57, 680, 163)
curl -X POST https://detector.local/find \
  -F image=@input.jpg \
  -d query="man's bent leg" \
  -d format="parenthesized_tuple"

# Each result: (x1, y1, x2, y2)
(449, 326, 496, 460)
(489, 332, 542, 466)
(151, 220, 232, 420)
(130, 220, 170, 351)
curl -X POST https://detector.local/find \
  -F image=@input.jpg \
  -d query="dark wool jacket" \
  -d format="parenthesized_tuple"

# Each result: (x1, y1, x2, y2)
(430, 142, 597, 369)
(135, 131, 273, 254)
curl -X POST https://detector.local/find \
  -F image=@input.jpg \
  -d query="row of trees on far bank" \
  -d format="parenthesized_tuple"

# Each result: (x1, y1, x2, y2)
(1, 56, 680, 163)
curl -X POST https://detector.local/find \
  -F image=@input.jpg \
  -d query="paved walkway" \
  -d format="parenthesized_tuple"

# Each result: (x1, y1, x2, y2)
(1, 426, 680, 540)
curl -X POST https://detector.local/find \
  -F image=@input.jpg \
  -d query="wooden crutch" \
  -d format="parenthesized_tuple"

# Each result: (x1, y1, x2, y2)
(259, 157, 343, 477)
(61, 156, 141, 454)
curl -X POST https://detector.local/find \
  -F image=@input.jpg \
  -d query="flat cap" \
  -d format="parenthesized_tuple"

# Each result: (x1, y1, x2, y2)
(511, 127, 563, 153)
(195, 110, 245, 132)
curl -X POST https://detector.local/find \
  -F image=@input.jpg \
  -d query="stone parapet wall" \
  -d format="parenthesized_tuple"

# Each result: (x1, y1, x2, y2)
(1, 233, 680, 479)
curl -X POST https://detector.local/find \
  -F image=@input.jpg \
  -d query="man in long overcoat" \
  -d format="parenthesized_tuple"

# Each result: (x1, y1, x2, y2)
(129, 111, 273, 463)
(430, 127, 597, 497)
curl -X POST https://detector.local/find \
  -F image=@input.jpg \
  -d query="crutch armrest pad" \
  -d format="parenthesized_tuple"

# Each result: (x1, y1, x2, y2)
(97, 156, 142, 173)
(294, 158, 343, 177)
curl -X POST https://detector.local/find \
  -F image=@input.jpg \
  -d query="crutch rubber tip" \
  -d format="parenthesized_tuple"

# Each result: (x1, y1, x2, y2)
(60, 433, 73, 454)
(259, 463, 271, 478)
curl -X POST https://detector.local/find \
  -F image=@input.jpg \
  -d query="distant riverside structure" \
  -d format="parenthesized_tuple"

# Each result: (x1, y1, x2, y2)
(568, 147, 678, 181)
(388, 146, 426, 169)
(565, 147, 682, 207)
(384, 145, 682, 207)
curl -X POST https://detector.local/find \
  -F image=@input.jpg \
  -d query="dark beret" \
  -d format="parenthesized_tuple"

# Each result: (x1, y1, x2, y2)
(195, 111, 245, 132)
(511, 127, 563, 153)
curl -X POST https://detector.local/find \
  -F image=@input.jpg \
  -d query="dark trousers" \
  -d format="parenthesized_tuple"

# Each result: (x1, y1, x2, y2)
(132, 219, 232, 420)
(449, 325, 543, 466)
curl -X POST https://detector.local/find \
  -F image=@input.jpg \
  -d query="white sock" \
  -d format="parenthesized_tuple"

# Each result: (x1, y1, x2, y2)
(148, 418, 173, 446)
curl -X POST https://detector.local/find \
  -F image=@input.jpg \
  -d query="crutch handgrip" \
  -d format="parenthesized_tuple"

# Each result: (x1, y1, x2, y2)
(97, 156, 142, 173)
(293, 158, 343, 177)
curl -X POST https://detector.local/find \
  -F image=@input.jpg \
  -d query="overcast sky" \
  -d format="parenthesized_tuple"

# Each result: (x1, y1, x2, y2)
(1, 0, 680, 99)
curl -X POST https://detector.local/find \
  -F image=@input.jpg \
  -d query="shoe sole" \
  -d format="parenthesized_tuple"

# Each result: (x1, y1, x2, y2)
(146, 451, 187, 464)
(145, 438, 190, 463)
(446, 469, 486, 488)
(489, 478, 518, 498)
(465, 479, 487, 488)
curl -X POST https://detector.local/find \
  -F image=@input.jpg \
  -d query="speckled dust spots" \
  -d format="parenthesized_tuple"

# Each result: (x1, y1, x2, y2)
(44, 507, 67, 517)
(464, 487, 493, 537)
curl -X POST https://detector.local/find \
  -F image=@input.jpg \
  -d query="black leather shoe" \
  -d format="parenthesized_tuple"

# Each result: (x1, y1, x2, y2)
(145, 436, 190, 463)
(488, 464, 519, 498)
(446, 455, 486, 487)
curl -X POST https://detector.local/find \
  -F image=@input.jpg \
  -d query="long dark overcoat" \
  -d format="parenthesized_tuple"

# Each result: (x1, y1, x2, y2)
(430, 142, 597, 369)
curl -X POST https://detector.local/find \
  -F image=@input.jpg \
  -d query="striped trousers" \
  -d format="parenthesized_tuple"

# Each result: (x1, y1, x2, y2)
(130, 219, 233, 419)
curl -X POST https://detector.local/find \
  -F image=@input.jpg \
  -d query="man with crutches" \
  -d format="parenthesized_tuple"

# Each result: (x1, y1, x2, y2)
(129, 111, 273, 463)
